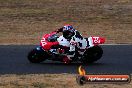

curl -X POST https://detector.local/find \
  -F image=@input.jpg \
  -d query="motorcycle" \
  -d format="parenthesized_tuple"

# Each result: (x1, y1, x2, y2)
(27, 31, 105, 64)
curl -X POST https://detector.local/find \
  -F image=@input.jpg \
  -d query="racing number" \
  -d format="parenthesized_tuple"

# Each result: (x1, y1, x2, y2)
(41, 38, 47, 46)
(93, 37, 100, 44)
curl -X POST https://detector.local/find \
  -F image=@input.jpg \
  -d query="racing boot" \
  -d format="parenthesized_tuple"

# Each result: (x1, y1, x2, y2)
(62, 56, 71, 64)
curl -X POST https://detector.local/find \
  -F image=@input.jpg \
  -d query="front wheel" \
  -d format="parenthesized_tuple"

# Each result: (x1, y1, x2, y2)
(82, 46, 103, 64)
(27, 47, 49, 63)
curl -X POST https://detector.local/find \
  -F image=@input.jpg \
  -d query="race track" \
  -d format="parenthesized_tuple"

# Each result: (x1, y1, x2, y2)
(0, 45, 132, 74)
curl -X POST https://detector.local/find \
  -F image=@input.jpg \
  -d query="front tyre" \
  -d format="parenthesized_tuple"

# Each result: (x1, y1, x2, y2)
(82, 46, 103, 64)
(27, 47, 48, 63)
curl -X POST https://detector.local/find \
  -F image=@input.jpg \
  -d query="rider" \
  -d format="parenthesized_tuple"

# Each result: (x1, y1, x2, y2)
(55, 24, 87, 63)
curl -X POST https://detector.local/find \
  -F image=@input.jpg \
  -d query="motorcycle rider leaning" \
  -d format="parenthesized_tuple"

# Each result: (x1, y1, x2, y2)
(55, 24, 87, 63)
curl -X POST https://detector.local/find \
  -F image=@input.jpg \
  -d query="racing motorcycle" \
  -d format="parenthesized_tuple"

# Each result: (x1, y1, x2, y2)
(27, 31, 105, 64)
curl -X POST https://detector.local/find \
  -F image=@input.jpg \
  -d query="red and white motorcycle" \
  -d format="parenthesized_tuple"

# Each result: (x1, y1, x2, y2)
(27, 31, 105, 64)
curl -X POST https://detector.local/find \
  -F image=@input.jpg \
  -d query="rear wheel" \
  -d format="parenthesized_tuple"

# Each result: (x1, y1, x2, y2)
(82, 46, 103, 64)
(28, 47, 49, 63)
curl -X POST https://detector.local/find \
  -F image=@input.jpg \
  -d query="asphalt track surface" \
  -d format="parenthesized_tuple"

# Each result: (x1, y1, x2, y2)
(0, 45, 132, 74)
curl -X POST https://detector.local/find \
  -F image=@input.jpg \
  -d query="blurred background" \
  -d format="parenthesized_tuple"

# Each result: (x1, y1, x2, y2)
(0, 0, 131, 44)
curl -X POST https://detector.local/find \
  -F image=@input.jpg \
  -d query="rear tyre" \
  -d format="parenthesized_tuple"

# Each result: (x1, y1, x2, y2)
(82, 46, 103, 64)
(28, 47, 48, 63)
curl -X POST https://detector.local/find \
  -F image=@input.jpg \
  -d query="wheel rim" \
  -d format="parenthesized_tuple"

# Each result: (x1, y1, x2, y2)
(31, 53, 38, 59)
(93, 52, 100, 58)
(29, 51, 40, 62)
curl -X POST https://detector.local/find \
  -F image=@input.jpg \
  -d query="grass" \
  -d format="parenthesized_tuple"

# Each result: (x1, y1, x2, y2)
(0, 74, 132, 88)
(0, 0, 132, 44)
